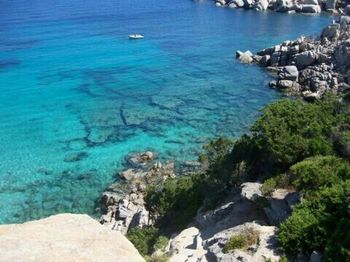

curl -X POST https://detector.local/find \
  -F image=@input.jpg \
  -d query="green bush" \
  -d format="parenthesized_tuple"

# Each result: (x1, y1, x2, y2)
(253, 99, 335, 167)
(140, 97, 350, 260)
(290, 156, 350, 194)
(261, 178, 277, 196)
(223, 229, 259, 253)
(332, 127, 350, 160)
(223, 234, 248, 253)
(278, 180, 350, 261)
(230, 97, 348, 178)
(127, 226, 160, 256)
(145, 254, 169, 262)
(153, 236, 169, 251)
(145, 175, 205, 231)
(261, 173, 291, 196)
(279, 256, 288, 262)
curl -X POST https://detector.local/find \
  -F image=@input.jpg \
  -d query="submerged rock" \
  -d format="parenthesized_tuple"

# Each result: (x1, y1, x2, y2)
(63, 151, 88, 162)
(126, 151, 156, 168)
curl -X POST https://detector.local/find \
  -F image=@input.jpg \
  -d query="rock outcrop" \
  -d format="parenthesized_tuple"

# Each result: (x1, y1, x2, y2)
(0, 214, 145, 262)
(214, 0, 349, 14)
(162, 182, 297, 261)
(100, 153, 176, 234)
(237, 17, 350, 99)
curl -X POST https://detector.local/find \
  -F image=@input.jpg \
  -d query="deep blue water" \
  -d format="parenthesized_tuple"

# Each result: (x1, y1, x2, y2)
(0, 0, 330, 224)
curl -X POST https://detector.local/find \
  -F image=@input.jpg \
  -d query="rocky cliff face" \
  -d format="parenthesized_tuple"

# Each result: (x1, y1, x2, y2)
(159, 183, 299, 262)
(0, 214, 145, 262)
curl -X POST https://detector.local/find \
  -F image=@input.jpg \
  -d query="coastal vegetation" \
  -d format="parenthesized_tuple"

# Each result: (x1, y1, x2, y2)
(223, 228, 260, 253)
(126, 226, 168, 256)
(130, 95, 350, 259)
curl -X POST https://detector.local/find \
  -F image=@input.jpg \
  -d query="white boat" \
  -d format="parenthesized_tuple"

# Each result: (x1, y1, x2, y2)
(128, 34, 144, 39)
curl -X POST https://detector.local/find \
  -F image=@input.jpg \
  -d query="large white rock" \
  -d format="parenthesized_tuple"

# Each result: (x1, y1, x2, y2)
(168, 227, 202, 253)
(254, 0, 270, 11)
(240, 182, 263, 201)
(274, 0, 296, 12)
(167, 227, 208, 262)
(295, 50, 317, 68)
(344, 5, 350, 15)
(278, 65, 299, 81)
(299, 4, 322, 13)
(236, 50, 254, 64)
(231, 0, 245, 7)
(301, 0, 319, 5)
(0, 214, 145, 262)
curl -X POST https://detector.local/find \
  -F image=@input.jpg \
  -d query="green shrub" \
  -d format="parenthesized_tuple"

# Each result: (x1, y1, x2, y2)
(229, 97, 349, 178)
(145, 175, 205, 232)
(332, 127, 350, 160)
(223, 229, 259, 253)
(261, 178, 278, 196)
(290, 156, 350, 194)
(278, 180, 350, 261)
(279, 256, 288, 262)
(145, 254, 169, 262)
(153, 236, 169, 251)
(251, 99, 337, 170)
(261, 174, 291, 196)
(127, 227, 169, 256)
(223, 234, 247, 253)
(127, 226, 160, 256)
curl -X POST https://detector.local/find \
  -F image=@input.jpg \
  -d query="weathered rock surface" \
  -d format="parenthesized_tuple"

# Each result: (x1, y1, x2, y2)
(236, 50, 254, 64)
(237, 17, 350, 99)
(100, 158, 176, 234)
(166, 227, 208, 262)
(126, 151, 156, 168)
(240, 182, 263, 201)
(205, 222, 281, 262)
(164, 182, 296, 261)
(0, 214, 145, 262)
(264, 189, 301, 225)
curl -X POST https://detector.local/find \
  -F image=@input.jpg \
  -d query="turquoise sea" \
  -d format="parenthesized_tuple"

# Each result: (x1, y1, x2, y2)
(0, 0, 331, 224)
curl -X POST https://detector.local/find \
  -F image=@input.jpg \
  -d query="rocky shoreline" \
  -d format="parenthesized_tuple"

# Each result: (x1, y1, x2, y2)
(96, 147, 311, 262)
(236, 16, 350, 100)
(99, 151, 203, 234)
(96, 15, 350, 262)
(98, 151, 302, 261)
(213, 0, 350, 14)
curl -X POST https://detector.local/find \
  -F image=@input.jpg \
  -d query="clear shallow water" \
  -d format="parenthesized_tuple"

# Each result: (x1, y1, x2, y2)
(0, 0, 330, 224)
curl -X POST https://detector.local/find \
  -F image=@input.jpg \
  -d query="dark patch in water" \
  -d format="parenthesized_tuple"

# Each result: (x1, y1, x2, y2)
(1, 39, 41, 51)
(76, 83, 96, 97)
(0, 59, 20, 70)
(119, 105, 127, 126)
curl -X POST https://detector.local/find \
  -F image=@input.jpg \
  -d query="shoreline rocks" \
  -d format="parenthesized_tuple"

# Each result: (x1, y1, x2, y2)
(99, 152, 178, 234)
(126, 151, 156, 168)
(236, 16, 350, 99)
(213, 0, 349, 14)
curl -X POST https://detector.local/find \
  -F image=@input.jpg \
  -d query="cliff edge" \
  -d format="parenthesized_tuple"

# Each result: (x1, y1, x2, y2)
(0, 213, 145, 262)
